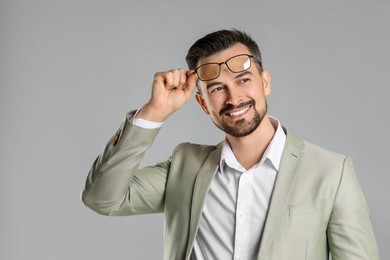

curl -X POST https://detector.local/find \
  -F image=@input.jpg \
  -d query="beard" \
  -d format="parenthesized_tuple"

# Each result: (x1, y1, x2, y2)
(213, 100, 268, 137)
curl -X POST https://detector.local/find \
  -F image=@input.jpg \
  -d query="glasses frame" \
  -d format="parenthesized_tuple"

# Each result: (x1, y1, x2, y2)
(194, 54, 261, 81)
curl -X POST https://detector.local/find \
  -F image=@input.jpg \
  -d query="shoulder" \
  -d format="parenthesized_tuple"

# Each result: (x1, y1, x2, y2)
(285, 127, 346, 159)
(284, 129, 357, 206)
(285, 128, 349, 176)
(167, 142, 222, 180)
(168, 142, 223, 173)
(303, 139, 346, 162)
(172, 142, 221, 161)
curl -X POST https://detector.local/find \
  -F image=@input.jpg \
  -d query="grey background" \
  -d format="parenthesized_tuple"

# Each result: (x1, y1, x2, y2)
(1, 0, 388, 259)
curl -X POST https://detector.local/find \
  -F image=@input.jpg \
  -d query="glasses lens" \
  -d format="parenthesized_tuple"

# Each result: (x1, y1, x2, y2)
(226, 55, 251, 73)
(197, 64, 220, 81)
(196, 55, 254, 81)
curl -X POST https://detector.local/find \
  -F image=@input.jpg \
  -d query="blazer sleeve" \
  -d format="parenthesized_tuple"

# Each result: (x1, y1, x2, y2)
(327, 156, 380, 259)
(81, 111, 170, 216)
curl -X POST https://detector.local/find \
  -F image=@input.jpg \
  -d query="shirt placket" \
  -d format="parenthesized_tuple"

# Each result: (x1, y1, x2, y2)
(233, 170, 254, 260)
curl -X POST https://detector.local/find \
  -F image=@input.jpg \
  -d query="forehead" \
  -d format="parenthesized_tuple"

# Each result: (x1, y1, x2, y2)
(197, 43, 251, 67)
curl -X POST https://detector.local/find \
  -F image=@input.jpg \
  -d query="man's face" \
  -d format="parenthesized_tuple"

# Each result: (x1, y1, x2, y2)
(195, 43, 271, 138)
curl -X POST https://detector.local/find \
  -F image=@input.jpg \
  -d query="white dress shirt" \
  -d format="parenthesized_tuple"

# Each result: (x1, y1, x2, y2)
(130, 112, 286, 260)
(192, 118, 286, 260)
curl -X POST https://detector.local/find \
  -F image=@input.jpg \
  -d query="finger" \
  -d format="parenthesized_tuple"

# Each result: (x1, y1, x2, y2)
(165, 69, 184, 89)
(162, 71, 175, 90)
(183, 70, 197, 96)
(177, 69, 187, 89)
(186, 70, 196, 77)
(153, 72, 168, 90)
(158, 69, 192, 90)
(169, 69, 186, 89)
(170, 69, 180, 89)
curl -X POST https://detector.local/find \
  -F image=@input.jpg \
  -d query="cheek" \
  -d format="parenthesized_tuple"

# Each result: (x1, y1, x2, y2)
(253, 86, 267, 99)
(205, 98, 222, 112)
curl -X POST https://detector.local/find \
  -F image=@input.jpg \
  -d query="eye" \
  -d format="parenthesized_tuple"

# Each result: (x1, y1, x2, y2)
(236, 77, 251, 85)
(240, 78, 250, 84)
(209, 86, 225, 95)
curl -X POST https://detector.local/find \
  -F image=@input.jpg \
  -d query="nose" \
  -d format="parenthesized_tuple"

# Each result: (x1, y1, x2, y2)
(217, 66, 243, 105)
(225, 84, 243, 106)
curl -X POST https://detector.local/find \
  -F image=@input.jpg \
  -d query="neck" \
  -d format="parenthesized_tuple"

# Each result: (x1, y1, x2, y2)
(226, 115, 276, 170)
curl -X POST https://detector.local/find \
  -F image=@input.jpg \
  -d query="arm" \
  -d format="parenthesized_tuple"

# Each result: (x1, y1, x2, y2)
(81, 114, 168, 215)
(327, 157, 380, 259)
(81, 69, 197, 216)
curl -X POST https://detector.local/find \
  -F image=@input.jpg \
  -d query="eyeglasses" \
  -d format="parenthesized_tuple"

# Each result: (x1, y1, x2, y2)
(194, 54, 261, 81)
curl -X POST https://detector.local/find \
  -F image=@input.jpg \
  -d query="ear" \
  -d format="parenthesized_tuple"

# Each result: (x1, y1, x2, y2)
(195, 92, 210, 115)
(261, 69, 272, 96)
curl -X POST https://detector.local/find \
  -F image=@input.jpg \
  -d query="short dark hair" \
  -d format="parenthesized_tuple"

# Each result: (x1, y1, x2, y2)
(185, 29, 263, 71)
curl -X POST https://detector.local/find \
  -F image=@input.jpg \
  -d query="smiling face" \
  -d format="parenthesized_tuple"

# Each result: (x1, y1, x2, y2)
(195, 43, 271, 138)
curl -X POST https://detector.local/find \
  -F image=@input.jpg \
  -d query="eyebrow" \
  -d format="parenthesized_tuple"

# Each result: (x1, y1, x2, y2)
(205, 71, 254, 90)
(206, 81, 223, 90)
(235, 71, 253, 79)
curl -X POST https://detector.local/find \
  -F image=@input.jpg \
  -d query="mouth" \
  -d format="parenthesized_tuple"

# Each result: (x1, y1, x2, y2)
(220, 100, 254, 119)
(226, 105, 251, 117)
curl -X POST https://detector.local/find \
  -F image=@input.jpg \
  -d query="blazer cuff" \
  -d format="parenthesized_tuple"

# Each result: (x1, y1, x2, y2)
(128, 109, 163, 129)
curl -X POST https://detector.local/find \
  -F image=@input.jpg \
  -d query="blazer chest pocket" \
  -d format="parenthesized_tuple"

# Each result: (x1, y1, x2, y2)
(289, 200, 327, 216)
(286, 200, 329, 259)
(287, 200, 328, 237)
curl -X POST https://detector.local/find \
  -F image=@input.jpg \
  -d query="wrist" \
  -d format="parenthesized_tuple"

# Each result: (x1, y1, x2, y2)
(136, 103, 169, 122)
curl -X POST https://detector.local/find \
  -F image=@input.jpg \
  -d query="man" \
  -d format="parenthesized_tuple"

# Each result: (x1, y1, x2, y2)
(82, 29, 379, 259)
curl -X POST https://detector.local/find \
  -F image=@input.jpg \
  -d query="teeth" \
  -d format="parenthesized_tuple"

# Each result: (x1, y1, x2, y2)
(229, 106, 250, 116)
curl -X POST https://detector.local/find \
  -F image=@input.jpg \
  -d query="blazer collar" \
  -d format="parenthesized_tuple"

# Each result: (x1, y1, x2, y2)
(186, 142, 223, 258)
(185, 128, 304, 259)
(257, 127, 304, 259)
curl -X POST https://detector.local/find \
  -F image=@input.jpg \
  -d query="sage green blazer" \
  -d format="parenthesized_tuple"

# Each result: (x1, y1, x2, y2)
(82, 113, 379, 260)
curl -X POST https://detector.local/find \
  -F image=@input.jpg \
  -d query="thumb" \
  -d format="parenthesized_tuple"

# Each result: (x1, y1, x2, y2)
(183, 70, 197, 96)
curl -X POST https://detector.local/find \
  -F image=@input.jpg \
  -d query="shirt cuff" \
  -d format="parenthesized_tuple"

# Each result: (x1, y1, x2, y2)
(127, 109, 163, 129)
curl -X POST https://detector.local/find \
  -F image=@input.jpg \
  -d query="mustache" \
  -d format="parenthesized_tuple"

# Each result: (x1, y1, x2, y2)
(219, 100, 255, 116)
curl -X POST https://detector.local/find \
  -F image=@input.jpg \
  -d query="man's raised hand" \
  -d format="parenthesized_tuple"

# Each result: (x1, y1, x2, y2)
(136, 69, 197, 122)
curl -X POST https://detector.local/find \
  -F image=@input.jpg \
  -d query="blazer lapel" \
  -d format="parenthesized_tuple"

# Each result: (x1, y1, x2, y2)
(185, 142, 223, 258)
(257, 128, 304, 260)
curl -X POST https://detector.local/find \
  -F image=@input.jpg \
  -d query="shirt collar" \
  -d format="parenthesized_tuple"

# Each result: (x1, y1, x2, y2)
(219, 116, 286, 175)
